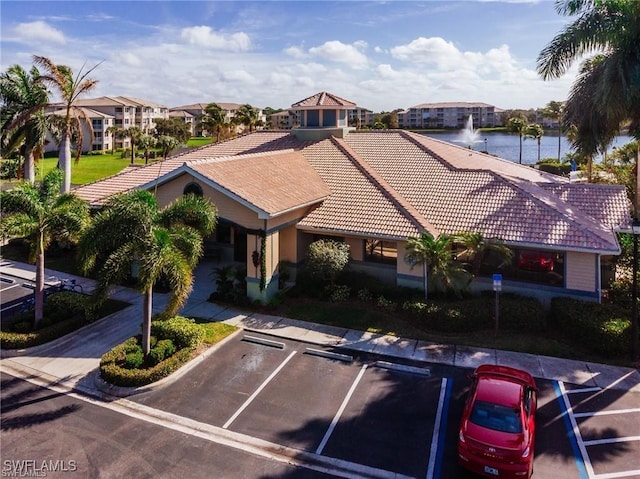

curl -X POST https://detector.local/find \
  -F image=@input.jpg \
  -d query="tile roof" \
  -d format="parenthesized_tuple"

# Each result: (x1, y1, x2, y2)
(291, 91, 357, 108)
(72, 128, 631, 254)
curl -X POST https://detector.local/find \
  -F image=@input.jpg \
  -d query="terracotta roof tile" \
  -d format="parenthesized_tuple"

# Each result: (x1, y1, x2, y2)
(291, 91, 356, 108)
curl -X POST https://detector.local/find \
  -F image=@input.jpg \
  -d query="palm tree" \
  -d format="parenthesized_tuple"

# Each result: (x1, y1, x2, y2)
(0, 168, 89, 326)
(507, 117, 528, 164)
(537, 0, 640, 209)
(138, 133, 157, 164)
(0, 64, 51, 182)
(33, 55, 101, 193)
(78, 190, 217, 354)
(526, 124, 545, 163)
(452, 232, 513, 278)
(233, 104, 260, 133)
(198, 103, 227, 142)
(541, 101, 564, 161)
(106, 125, 125, 154)
(405, 232, 470, 299)
(125, 126, 143, 164)
(157, 135, 181, 160)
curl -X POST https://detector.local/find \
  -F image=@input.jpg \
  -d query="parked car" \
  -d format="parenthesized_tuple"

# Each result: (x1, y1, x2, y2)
(458, 364, 537, 478)
(517, 251, 554, 272)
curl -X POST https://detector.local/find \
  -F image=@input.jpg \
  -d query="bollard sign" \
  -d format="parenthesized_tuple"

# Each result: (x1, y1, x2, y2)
(493, 274, 502, 292)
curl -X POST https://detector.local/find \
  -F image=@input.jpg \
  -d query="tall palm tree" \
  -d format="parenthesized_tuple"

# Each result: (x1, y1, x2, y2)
(138, 133, 157, 164)
(507, 117, 528, 164)
(405, 232, 470, 299)
(78, 190, 217, 354)
(233, 104, 260, 133)
(125, 125, 143, 164)
(157, 135, 180, 160)
(452, 232, 513, 278)
(198, 103, 227, 142)
(106, 125, 125, 154)
(0, 168, 89, 326)
(537, 0, 640, 208)
(0, 65, 51, 182)
(526, 124, 545, 163)
(541, 101, 564, 161)
(33, 55, 101, 193)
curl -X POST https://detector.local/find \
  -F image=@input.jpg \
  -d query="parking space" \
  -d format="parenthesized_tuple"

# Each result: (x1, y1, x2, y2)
(0, 273, 36, 320)
(555, 381, 640, 479)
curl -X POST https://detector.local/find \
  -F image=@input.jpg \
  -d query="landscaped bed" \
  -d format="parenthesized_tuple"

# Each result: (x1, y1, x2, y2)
(0, 291, 129, 349)
(100, 316, 237, 387)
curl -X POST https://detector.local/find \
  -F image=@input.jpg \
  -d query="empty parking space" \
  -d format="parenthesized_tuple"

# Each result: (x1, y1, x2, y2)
(0, 273, 36, 320)
(556, 381, 640, 479)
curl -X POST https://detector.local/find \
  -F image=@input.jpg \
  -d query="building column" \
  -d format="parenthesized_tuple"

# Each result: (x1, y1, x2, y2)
(246, 231, 280, 302)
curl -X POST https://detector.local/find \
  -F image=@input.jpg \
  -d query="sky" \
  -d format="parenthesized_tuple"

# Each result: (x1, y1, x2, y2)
(0, 0, 582, 112)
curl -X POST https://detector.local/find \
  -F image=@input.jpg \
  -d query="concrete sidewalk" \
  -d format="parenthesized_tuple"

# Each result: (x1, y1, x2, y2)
(1, 259, 639, 396)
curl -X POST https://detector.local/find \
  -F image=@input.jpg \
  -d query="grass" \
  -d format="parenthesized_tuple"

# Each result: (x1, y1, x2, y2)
(193, 318, 238, 345)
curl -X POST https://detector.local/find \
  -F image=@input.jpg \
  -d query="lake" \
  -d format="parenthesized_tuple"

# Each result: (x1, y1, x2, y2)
(423, 131, 634, 165)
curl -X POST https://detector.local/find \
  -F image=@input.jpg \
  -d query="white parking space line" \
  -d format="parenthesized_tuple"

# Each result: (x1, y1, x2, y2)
(222, 350, 297, 429)
(593, 470, 640, 479)
(558, 380, 596, 478)
(565, 387, 602, 395)
(425, 377, 448, 479)
(315, 364, 368, 455)
(583, 436, 640, 447)
(0, 283, 20, 292)
(574, 408, 640, 418)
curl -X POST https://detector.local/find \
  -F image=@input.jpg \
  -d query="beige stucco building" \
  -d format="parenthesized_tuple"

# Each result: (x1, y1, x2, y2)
(74, 92, 632, 305)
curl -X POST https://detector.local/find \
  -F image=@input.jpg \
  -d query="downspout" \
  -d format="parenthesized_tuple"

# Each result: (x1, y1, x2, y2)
(596, 254, 601, 304)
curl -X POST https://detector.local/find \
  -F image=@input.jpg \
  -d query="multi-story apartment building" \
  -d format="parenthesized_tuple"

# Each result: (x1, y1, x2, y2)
(397, 102, 497, 129)
(45, 96, 170, 153)
(170, 102, 267, 136)
(348, 107, 374, 128)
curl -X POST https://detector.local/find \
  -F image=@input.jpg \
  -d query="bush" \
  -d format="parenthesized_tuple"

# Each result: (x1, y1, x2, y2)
(550, 298, 631, 357)
(327, 284, 351, 302)
(306, 239, 350, 283)
(148, 339, 176, 366)
(357, 288, 373, 302)
(47, 291, 95, 321)
(150, 316, 204, 350)
(124, 350, 144, 369)
(0, 158, 20, 179)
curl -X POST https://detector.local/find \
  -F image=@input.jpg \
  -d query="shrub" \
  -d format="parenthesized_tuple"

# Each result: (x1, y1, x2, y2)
(327, 284, 351, 302)
(550, 298, 631, 357)
(376, 295, 397, 311)
(306, 240, 350, 283)
(151, 316, 204, 350)
(357, 288, 373, 302)
(148, 339, 176, 366)
(124, 350, 144, 369)
(47, 291, 96, 321)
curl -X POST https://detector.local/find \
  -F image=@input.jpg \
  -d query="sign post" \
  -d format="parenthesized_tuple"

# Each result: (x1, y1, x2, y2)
(493, 274, 502, 336)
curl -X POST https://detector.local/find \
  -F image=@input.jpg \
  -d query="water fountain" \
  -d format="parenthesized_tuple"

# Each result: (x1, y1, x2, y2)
(455, 115, 483, 150)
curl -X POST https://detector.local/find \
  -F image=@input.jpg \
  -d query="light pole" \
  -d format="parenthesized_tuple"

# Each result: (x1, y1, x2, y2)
(484, 138, 488, 154)
(632, 220, 640, 361)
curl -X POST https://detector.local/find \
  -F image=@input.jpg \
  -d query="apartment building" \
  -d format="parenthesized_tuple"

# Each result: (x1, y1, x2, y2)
(398, 102, 497, 129)
(170, 102, 267, 136)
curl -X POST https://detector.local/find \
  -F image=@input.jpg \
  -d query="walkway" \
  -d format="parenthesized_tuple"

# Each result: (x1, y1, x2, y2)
(1, 259, 639, 397)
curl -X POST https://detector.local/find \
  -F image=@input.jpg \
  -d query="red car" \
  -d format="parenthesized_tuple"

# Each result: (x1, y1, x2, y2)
(458, 364, 537, 478)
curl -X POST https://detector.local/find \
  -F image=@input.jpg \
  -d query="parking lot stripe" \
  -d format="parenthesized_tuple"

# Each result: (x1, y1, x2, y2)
(583, 436, 640, 446)
(425, 377, 449, 479)
(555, 381, 592, 479)
(222, 350, 297, 429)
(315, 364, 368, 455)
(573, 408, 640, 418)
(593, 470, 640, 479)
(565, 387, 602, 395)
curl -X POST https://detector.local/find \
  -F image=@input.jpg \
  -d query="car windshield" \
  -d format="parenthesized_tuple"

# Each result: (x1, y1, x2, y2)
(470, 400, 522, 433)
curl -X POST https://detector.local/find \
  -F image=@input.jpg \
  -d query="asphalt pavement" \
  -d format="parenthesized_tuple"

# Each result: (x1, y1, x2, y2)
(1, 258, 639, 399)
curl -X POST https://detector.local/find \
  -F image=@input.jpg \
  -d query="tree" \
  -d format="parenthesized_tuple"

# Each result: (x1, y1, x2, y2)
(138, 133, 157, 164)
(78, 190, 217, 354)
(233, 104, 260, 133)
(0, 64, 51, 183)
(0, 168, 89, 326)
(405, 232, 470, 299)
(33, 55, 101, 193)
(541, 101, 564, 161)
(125, 126, 143, 165)
(526, 124, 545, 163)
(506, 117, 528, 164)
(537, 0, 640, 211)
(153, 118, 191, 144)
(106, 125, 126, 154)
(197, 103, 227, 142)
(157, 135, 181, 160)
(306, 239, 350, 284)
(452, 232, 513, 278)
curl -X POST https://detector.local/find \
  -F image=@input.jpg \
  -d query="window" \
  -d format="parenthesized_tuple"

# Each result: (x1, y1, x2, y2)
(479, 248, 564, 287)
(183, 182, 203, 196)
(364, 239, 397, 265)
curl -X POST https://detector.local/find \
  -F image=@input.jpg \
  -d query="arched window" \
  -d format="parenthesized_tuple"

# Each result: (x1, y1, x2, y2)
(183, 182, 203, 196)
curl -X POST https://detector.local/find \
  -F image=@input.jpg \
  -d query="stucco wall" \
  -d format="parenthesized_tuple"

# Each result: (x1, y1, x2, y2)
(279, 226, 297, 263)
(565, 251, 596, 292)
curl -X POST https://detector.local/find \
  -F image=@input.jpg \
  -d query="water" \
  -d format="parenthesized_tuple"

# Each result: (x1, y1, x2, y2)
(424, 131, 634, 165)
(454, 115, 482, 149)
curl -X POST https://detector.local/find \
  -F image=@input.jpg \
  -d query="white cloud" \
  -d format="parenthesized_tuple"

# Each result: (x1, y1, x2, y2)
(308, 40, 369, 69)
(180, 26, 251, 51)
(12, 21, 66, 45)
(284, 46, 306, 59)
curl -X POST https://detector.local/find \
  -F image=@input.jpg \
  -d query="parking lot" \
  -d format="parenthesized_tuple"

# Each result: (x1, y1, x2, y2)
(127, 330, 640, 479)
(0, 272, 38, 320)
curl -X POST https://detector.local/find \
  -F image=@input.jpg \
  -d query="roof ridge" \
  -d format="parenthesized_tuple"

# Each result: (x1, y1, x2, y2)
(330, 136, 437, 235)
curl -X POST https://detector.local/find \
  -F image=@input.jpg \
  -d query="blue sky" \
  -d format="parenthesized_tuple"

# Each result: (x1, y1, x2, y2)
(0, 1, 581, 112)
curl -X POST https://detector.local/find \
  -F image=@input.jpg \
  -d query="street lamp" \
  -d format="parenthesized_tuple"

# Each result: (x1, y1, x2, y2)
(484, 138, 488, 154)
(631, 219, 640, 361)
